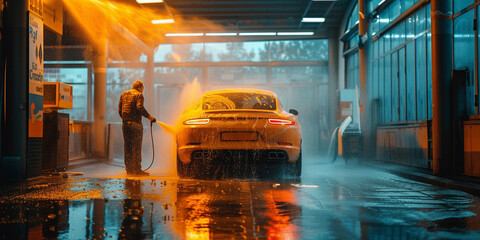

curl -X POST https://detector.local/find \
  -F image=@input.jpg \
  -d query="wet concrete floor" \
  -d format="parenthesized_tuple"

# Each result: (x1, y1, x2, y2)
(1, 157, 480, 239)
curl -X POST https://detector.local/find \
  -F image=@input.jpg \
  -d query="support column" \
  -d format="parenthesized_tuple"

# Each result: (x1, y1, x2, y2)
(3, 0, 28, 179)
(431, 0, 453, 176)
(93, 39, 107, 158)
(145, 50, 155, 116)
(328, 36, 339, 133)
(358, 0, 368, 156)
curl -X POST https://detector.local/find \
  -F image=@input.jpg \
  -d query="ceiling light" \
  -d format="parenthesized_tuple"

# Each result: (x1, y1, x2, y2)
(302, 17, 325, 23)
(277, 32, 314, 36)
(152, 19, 174, 24)
(165, 33, 204, 37)
(205, 33, 237, 36)
(137, 0, 163, 3)
(239, 32, 276, 36)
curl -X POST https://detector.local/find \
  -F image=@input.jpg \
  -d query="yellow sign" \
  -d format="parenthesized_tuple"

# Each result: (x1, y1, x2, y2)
(29, 13, 44, 138)
(29, 0, 43, 17)
(43, 0, 63, 35)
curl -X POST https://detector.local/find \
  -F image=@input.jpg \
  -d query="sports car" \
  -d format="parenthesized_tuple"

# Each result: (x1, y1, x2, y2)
(176, 88, 302, 179)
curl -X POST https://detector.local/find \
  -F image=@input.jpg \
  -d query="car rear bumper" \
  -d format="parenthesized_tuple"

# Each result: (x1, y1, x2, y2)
(178, 145, 300, 164)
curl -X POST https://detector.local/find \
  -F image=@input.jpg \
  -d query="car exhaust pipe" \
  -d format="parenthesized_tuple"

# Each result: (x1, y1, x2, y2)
(193, 151, 203, 160)
(268, 152, 278, 159)
(268, 151, 286, 160)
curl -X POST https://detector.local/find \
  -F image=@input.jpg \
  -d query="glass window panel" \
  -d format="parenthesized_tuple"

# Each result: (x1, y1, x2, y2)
(207, 66, 266, 85)
(454, 0, 473, 14)
(416, 36, 426, 120)
(372, 0, 382, 8)
(406, 42, 416, 121)
(350, 37, 358, 49)
(269, 40, 328, 61)
(385, 53, 392, 122)
(385, 32, 391, 53)
(379, 36, 385, 56)
(272, 66, 328, 85)
(402, 0, 415, 11)
(106, 67, 145, 122)
(347, 3, 359, 30)
(44, 67, 89, 121)
(379, 57, 385, 123)
(154, 67, 202, 85)
(373, 60, 378, 99)
(390, 0, 401, 21)
(426, 4, 431, 30)
(379, 9, 390, 31)
(455, 10, 476, 115)
(154, 43, 203, 62)
(399, 21, 406, 45)
(371, 15, 380, 36)
(427, 32, 432, 119)
(392, 51, 399, 122)
(415, 7, 426, 35)
(205, 42, 267, 62)
(406, 16, 415, 40)
(391, 25, 399, 49)
(399, 47, 406, 121)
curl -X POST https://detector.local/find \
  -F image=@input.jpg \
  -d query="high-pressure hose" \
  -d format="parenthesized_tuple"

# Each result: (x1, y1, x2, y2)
(142, 121, 155, 171)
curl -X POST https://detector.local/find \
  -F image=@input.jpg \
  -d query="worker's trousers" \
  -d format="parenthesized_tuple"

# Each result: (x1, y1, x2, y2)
(122, 121, 143, 174)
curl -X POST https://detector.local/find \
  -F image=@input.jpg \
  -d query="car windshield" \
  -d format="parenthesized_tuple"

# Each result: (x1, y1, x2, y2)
(202, 92, 277, 111)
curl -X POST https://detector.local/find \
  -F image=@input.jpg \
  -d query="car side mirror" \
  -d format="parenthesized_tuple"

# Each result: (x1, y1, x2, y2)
(289, 109, 299, 116)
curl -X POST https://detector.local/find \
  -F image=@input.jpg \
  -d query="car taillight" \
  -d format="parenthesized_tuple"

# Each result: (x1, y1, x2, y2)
(268, 119, 295, 125)
(184, 118, 210, 125)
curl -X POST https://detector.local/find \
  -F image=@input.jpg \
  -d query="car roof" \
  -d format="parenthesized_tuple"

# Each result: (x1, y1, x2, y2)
(202, 88, 277, 97)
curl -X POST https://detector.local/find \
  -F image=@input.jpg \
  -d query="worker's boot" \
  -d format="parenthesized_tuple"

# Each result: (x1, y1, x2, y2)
(136, 170, 149, 176)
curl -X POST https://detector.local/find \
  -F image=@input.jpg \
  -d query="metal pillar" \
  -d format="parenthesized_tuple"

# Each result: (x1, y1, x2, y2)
(431, 0, 453, 176)
(3, 0, 28, 179)
(93, 39, 107, 158)
(358, 0, 367, 155)
(328, 36, 339, 133)
(145, 50, 155, 116)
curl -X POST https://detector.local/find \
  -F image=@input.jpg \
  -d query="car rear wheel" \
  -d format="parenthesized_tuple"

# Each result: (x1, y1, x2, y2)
(293, 150, 302, 177)
(177, 155, 188, 178)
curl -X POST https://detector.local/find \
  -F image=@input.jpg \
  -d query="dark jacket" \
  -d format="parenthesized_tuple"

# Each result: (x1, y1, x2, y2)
(118, 89, 152, 123)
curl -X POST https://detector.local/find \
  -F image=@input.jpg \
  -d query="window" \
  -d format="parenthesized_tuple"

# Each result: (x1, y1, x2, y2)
(44, 68, 90, 121)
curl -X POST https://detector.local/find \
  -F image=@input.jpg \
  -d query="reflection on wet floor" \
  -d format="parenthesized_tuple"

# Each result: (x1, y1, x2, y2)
(1, 162, 480, 239)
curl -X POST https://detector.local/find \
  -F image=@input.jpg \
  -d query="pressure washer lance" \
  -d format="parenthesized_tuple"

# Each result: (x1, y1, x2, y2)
(142, 120, 156, 172)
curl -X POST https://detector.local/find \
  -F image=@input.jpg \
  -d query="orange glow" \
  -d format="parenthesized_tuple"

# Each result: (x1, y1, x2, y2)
(181, 193, 212, 240)
(184, 119, 210, 125)
(62, 0, 174, 60)
(263, 189, 299, 240)
(268, 119, 295, 125)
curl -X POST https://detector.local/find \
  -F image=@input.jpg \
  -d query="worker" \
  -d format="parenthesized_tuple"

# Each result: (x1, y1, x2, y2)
(118, 80, 156, 176)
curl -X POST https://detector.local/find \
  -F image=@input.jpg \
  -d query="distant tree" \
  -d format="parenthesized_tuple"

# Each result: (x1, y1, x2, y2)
(165, 44, 203, 62)
(217, 42, 256, 61)
(269, 40, 328, 61)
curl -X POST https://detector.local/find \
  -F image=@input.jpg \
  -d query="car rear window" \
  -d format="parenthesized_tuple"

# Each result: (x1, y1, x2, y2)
(202, 93, 277, 111)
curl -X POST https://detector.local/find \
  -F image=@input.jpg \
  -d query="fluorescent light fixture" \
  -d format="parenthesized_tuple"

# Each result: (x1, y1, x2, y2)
(302, 17, 325, 23)
(165, 33, 204, 37)
(205, 32, 237, 36)
(151, 19, 174, 24)
(239, 32, 276, 36)
(378, 0, 386, 6)
(137, 0, 163, 3)
(277, 32, 314, 36)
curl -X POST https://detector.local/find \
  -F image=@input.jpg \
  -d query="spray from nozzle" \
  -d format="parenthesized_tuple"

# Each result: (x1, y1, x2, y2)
(156, 121, 176, 135)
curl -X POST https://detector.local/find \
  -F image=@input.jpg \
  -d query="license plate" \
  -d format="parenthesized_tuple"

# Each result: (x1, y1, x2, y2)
(221, 131, 258, 141)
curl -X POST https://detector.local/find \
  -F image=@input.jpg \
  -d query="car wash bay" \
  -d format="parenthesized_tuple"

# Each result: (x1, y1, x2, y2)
(3, 0, 480, 239)
(2, 159, 480, 239)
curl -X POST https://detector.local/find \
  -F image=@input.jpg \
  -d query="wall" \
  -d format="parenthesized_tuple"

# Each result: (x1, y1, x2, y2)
(377, 122, 430, 168)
